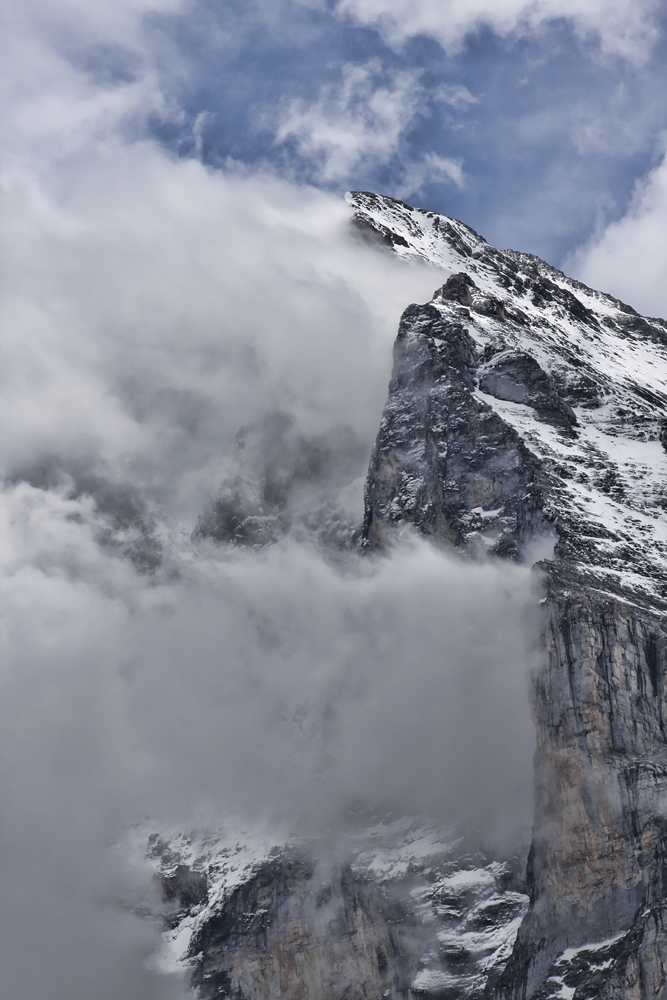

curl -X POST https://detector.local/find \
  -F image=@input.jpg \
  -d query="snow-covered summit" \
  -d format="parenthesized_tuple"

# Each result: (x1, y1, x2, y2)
(349, 190, 667, 612)
(351, 192, 667, 999)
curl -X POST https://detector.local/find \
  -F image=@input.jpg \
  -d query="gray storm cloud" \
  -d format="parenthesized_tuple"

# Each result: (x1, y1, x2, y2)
(1, 5, 538, 998)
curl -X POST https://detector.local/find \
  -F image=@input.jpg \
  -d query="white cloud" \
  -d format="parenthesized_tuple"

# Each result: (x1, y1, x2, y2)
(1, 482, 536, 999)
(0, 100, 534, 987)
(569, 151, 667, 319)
(0, 0, 183, 178)
(273, 61, 468, 193)
(0, 5, 536, 998)
(395, 151, 465, 199)
(0, 143, 446, 514)
(274, 59, 425, 182)
(434, 83, 479, 111)
(4, 0, 184, 46)
(331, 0, 661, 60)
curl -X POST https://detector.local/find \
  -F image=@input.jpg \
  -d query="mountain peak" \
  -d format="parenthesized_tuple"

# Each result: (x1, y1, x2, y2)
(352, 190, 667, 613)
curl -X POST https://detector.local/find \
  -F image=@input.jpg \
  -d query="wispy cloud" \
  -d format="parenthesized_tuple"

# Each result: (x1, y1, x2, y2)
(395, 152, 465, 199)
(332, 0, 660, 60)
(569, 146, 667, 318)
(0, 0, 183, 175)
(434, 83, 479, 112)
(272, 59, 468, 195)
(274, 59, 425, 183)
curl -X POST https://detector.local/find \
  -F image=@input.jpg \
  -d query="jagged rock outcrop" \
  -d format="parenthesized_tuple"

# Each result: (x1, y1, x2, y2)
(189, 857, 406, 1000)
(146, 821, 528, 1000)
(361, 290, 548, 558)
(478, 352, 577, 434)
(348, 191, 667, 999)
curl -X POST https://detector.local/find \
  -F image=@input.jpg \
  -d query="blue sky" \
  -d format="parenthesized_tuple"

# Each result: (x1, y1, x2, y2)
(144, 0, 667, 267)
(3, 0, 667, 310)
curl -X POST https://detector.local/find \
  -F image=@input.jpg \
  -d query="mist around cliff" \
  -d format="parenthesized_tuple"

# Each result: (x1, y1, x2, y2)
(7, 0, 667, 994)
(0, 146, 538, 1000)
(2, 16, 536, 995)
(2, 527, 537, 998)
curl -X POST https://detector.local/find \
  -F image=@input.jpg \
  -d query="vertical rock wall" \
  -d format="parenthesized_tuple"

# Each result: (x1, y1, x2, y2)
(189, 858, 407, 1000)
(499, 589, 667, 997)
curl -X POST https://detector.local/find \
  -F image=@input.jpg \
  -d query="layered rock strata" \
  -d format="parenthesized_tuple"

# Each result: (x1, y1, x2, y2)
(349, 191, 667, 999)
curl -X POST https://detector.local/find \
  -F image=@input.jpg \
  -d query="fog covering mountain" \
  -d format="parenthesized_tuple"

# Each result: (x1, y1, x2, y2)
(4, 181, 667, 1000)
(348, 192, 667, 999)
(0, 171, 536, 1000)
(148, 191, 667, 1000)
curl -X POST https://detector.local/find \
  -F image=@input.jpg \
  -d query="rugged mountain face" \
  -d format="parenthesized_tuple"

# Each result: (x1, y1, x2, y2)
(350, 191, 667, 998)
(145, 819, 528, 1000)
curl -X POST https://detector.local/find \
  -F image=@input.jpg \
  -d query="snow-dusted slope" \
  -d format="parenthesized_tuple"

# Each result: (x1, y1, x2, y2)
(350, 190, 667, 609)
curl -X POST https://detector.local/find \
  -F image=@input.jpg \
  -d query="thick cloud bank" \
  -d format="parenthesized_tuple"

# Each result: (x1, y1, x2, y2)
(1, 490, 537, 1000)
(0, 4, 540, 998)
(0, 136, 538, 1000)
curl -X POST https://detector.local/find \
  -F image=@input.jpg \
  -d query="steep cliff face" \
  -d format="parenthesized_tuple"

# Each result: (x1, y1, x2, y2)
(511, 591, 667, 999)
(360, 297, 547, 557)
(190, 857, 403, 1000)
(349, 191, 667, 998)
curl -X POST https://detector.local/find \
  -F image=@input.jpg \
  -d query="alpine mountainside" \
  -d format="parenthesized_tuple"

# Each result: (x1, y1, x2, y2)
(350, 191, 667, 999)
(145, 819, 528, 1000)
(148, 192, 667, 1000)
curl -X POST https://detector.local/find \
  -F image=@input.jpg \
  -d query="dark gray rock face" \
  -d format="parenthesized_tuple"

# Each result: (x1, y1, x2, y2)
(529, 903, 667, 1000)
(478, 352, 577, 433)
(347, 192, 667, 999)
(162, 864, 209, 911)
(362, 300, 547, 559)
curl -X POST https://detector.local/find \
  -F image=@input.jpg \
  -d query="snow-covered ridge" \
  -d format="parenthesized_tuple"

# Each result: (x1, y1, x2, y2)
(349, 190, 667, 611)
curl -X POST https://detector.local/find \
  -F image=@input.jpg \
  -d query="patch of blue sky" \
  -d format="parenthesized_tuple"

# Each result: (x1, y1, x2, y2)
(141, 1, 667, 267)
